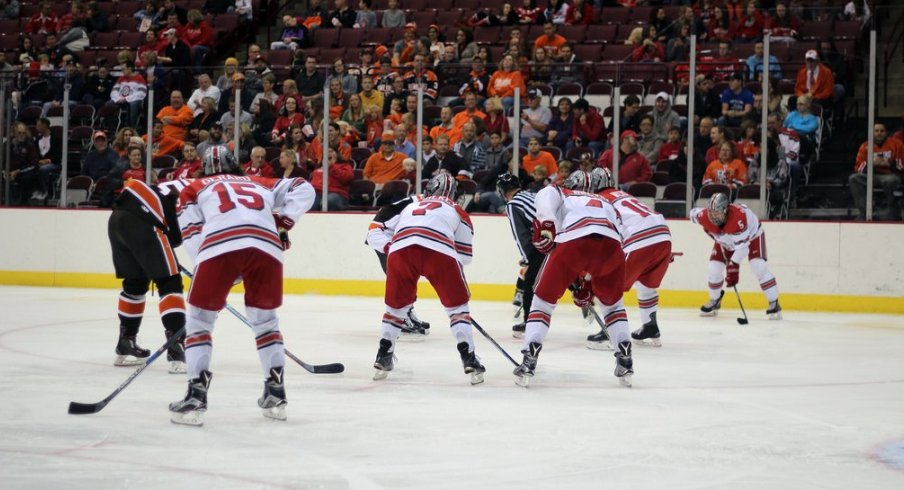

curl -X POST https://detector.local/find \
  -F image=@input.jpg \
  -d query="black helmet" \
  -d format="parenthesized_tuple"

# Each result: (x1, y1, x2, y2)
(495, 172, 520, 196)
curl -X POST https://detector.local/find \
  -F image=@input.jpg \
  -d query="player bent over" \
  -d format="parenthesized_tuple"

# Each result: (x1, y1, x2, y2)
(515, 170, 634, 388)
(371, 172, 486, 385)
(366, 199, 432, 338)
(587, 168, 673, 348)
(169, 147, 315, 426)
(107, 177, 187, 373)
(690, 193, 782, 320)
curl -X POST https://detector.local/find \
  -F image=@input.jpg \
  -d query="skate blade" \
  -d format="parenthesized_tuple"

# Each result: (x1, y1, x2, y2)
(469, 372, 485, 385)
(168, 361, 186, 374)
(262, 405, 287, 421)
(373, 368, 389, 381)
(699, 311, 719, 317)
(618, 374, 633, 388)
(768, 312, 783, 320)
(114, 355, 147, 367)
(170, 410, 205, 426)
(397, 333, 428, 342)
(585, 341, 612, 351)
(512, 331, 524, 339)
(632, 338, 662, 347)
(514, 375, 532, 387)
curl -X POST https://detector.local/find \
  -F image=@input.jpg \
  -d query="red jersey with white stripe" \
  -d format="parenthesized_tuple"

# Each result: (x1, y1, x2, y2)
(600, 189, 670, 253)
(534, 185, 623, 244)
(388, 196, 474, 265)
(690, 204, 762, 264)
(177, 175, 315, 266)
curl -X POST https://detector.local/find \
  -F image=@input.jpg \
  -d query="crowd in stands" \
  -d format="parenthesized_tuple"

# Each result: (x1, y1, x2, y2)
(0, 0, 899, 219)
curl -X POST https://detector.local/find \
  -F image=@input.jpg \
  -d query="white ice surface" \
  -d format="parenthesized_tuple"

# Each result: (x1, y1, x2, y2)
(1, 286, 903, 489)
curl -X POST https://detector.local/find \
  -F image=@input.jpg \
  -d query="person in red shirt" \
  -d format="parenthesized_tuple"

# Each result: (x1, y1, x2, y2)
(184, 9, 214, 69)
(565, 0, 594, 25)
(794, 50, 835, 108)
(171, 142, 203, 180)
(570, 98, 605, 155)
(736, 1, 765, 42)
(658, 127, 683, 162)
(764, 2, 800, 42)
(596, 131, 652, 189)
(122, 147, 149, 183)
(309, 147, 355, 211)
(24, 1, 58, 35)
(241, 147, 276, 177)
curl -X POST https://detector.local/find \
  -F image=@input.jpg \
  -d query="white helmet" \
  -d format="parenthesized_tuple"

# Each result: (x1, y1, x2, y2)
(202, 145, 238, 176)
(563, 170, 593, 193)
(425, 171, 457, 198)
(590, 167, 614, 193)
(708, 193, 730, 226)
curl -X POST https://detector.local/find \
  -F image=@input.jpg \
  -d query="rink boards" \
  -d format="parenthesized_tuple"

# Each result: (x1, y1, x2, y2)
(0, 208, 902, 314)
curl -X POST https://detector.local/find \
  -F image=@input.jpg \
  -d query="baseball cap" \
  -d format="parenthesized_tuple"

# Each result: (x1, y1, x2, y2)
(210, 122, 224, 130)
(232, 72, 245, 81)
(374, 45, 389, 59)
(527, 88, 541, 99)
(93, 131, 107, 140)
(381, 130, 395, 141)
(404, 22, 417, 31)
(620, 130, 638, 141)
(729, 72, 744, 81)
(163, 28, 177, 36)
(805, 49, 819, 60)
(224, 57, 239, 67)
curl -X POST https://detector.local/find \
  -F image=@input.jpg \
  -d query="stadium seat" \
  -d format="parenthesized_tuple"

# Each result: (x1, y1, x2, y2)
(586, 24, 618, 44)
(375, 180, 410, 205)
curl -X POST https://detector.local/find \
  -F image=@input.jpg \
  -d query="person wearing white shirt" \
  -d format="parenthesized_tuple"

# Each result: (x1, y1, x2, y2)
(187, 74, 222, 116)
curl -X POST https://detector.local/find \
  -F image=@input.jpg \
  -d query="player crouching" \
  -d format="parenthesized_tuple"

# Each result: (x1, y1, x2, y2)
(371, 172, 486, 385)
(691, 193, 782, 320)
(514, 170, 634, 388)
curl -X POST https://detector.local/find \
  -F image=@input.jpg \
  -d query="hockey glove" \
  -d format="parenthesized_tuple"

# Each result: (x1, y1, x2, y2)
(725, 261, 740, 287)
(274, 214, 295, 251)
(531, 219, 557, 254)
(571, 279, 594, 308)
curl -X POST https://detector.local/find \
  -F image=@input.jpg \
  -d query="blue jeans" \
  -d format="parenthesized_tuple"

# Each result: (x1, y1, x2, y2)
(313, 192, 348, 211)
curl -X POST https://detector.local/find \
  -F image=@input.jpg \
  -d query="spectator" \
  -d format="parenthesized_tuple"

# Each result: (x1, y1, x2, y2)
(401, 54, 438, 102)
(171, 142, 203, 179)
(794, 49, 835, 109)
(632, 34, 665, 62)
(187, 74, 221, 116)
(480, 97, 511, 144)
(363, 131, 408, 185)
(392, 23, 419, 67)
(658, 126, 683, 162)
(484, 131, 512, 175)
(648, 6, 673, 42)
(420, 135, 436, 163)
(737, 119, 760, 165)
(571, 98, 606, 155)
(849, 122, 904, 220)
(453, 28, 479, 63)
(519, 88, 552, 147)
(528, 47, 553, 88)
(765, 2, 800, 43)
(218, 71, 254, 115)
(327, 0, 356, 28)
(695, 74, 722, 124)
(707, 6, 733, 42)
(711, 41, 742, 82)
(527, 165, 549, 192)
(358, 75, 383, 114)
(607, 94, 642, 139)
(58, 2, 86, 35)
(29, 118, 61, 202)
(0, 0, 20, 20)
(517, 0, 541, 25)
(329, 59, 358, 100)
(720, 73, 754, 127)
(636, 116, 663, 164)
(82, 1, 110, 33)
(534, 22, 566, 59)
(597, 131, 652, 190)
(145, 119, 185, 157)
(553, 44, 583, 86)
(564, 0, 592, 25)
(543, 0, 568, 25)
(277, 148, 306, 178)
(666, 23, 691, 62)
(81, 131, 119, 181)
(736, 1, 765, 42)
(844, 0, 871, 27)
(236, 0, 253, 27)
(120, 147, 148, 184)
(452, 122, 488, 178)
(295, 55, 325, 102)
(161, 0, 188, 24)
(703, 141, 748, 189)
(24, 1, 58, 35)
(817, 39, 848, 104)
(783, 94, 819, 158)
(431, 106, 460, 147)
(651, 92, 680, 144)
(3, 122, 38, 204)
(215, 57, 240, 93)
(156, 90, 194, 141)
(341, 93, 366, 135)
(159, 27, 191, 89)
(547, 97, 573, 151)
(392, 123, 416, 159)
(424, 133, 466, 178)
(271, 15, 306, 51)
(270, 96, 305, 145)
(452, 92, 487, 132)
(746, 41, 781, 81)
(110, 62, 148, 128)
(189, 96, 219, 141)
(521, 137, 557, 176)
(355, 0, 376, 28)
(310, 147, 354, 210)
(706, 125, 744, 164)
(112, 127, 138, 158)
(381, 0, 405, 28)
(241, 146, 274, 177)
(328, 77, 348, 121)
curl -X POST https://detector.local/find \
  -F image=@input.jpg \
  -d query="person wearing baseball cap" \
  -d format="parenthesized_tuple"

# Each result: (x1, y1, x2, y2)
(81, 130, 119, 182)
(719, 72, 754, 127)
(794, 49, 835, 108)
(363, 131, 409, 185)
(595, 128, 652, 190)
(519, 88, 552, 147)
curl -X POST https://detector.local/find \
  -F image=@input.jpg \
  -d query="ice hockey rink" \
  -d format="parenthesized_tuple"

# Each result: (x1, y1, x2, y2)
(0, 286, 902, 489)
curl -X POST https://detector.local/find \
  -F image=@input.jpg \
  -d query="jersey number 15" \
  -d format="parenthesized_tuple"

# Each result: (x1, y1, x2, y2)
(213, 182, 265, 213)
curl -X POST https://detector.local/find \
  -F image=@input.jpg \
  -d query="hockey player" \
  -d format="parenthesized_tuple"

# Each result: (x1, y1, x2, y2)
(107, 171, 187, 373)
(690, 193, 782, 319)
(371, 172, 486, 385)
(587, 167, 673, 348)
(515, 170, 635, 388)
(495, 173, 544, 339)
(169, 146, 315, 426)
(365, 196, 433, 338)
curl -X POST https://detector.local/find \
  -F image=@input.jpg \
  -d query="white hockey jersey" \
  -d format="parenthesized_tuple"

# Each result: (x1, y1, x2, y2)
(689, 204, 763, 264)
(385, 196, 474, 265)
(534, 185, 623, 244)
(600, 189, 670, 253)
(177, 175, 315, 266)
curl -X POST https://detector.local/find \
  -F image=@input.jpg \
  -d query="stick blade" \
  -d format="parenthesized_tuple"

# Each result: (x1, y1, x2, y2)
(737, 318, 749, 325)
(68, 401, 105, 415)
(311, 363, 345, 374)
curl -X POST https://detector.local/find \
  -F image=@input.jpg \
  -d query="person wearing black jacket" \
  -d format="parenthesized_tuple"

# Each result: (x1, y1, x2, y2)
(694, 74, 722, 124)
(4, 122, 39, 205)
(423, 134, 466, 178)
(107, 178, 187, 373)
(29, 117, 62, 202)
(326, 0, 356, 28)
(81, 64, 116, 108)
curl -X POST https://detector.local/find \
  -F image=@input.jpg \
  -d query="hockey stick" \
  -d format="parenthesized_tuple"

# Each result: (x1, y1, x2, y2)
(68, 327, 185, 415)
(733, 286, 749, 325)
(470, 318, 519, 366)
(179, 266, 345, 374)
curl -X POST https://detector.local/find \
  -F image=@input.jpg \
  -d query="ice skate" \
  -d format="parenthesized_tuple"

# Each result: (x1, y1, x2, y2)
(165, 330, 186, 374)
(457, 342, 486, 385)
(114, 328, 150, 366)
(373, 339, 395, 380)
(586, 326, 611, 351)
(766, 300, 783, 320)
(700, 290, 725, 317)
(513, 342, 542, 387)
(511, 322, 525, 339)
(614, 341, 633, 388)
(169, 370, 211, 426)
(258, 367, 287, 421)
(631, 312, 662, 347)
(512, 289, 524, 318)
(399, 309, 429, 340)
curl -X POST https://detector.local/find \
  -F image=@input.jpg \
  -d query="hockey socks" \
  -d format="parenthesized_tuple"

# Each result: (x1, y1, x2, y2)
(247, 307, 286, 375)
(117, 292, 146, 337)
(446, 304, 475, 352)
(184, 306, 216, 379)
(635, 283, 659, 325)
(522, 297, 555, 350)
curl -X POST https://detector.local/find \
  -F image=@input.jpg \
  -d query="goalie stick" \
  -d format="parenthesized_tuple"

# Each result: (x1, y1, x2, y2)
(68, 327, 185, 415)
(179, 265, 345, 374)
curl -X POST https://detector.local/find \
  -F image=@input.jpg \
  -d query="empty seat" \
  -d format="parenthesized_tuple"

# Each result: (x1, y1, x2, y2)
(375, 180, 410, 205)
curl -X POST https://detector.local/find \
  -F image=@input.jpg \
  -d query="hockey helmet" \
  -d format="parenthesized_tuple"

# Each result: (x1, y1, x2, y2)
(708, 193, 730, 226)
(202, 145, 239, 176)
(495, 172, 521, 197)
(425, 171, 457, 198)
(563, 170, 593, 193)
(590, 167, 614, 193)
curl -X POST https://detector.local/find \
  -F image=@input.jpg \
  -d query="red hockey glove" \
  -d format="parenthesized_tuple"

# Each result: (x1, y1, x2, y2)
(570, 278, 594, 308)
(725, 261, 740, 287)
(273, 214, 295, 232)
(531, 219, 556, 254)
